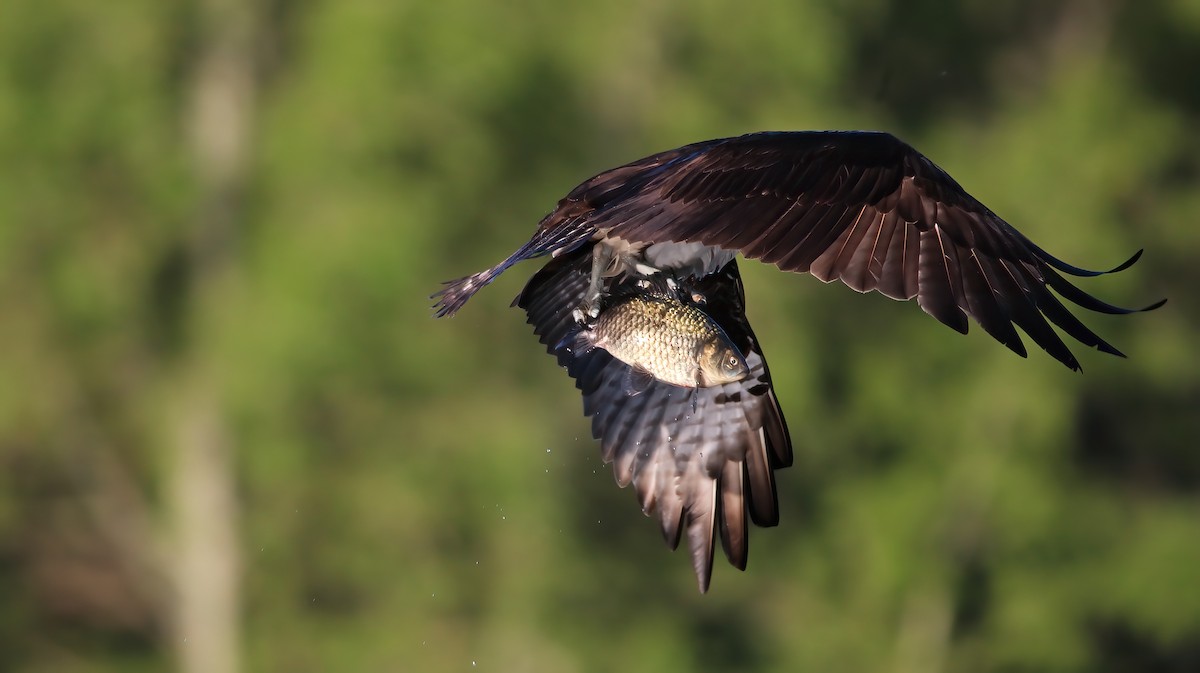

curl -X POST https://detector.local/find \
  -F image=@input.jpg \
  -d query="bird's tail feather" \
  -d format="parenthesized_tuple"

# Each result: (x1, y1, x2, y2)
(431, 264, 508, 318)
(431, 219, 593, 317)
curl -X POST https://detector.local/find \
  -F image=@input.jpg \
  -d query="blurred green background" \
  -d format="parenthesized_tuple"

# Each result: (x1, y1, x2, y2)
(1, 0, 1198, 671)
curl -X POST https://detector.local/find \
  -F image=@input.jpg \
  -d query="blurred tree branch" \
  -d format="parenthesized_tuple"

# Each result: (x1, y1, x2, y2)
(171, 0, 265, 671)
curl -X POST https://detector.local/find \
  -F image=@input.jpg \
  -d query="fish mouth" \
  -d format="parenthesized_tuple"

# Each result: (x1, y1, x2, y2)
(699, 361, 751, 387)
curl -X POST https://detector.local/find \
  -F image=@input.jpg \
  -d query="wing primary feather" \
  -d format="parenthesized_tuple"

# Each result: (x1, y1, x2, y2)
(742, 426, 781, 526)
(960, 251, 1027, 357)
(916, 226, 969, 333)
(1032, 282, 1127, 358)
(762, 390, 793, 469)
(685, 480, 719, 593)
(1043, 268, 1168, 314)
(718, 460, 749, 570)
(660, 495, 684, 550)
(994, 259, 1080, 370)
(1027, 241, 1145, 277)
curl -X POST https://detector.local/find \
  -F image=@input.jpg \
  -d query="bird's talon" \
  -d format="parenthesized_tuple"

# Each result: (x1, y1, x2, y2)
(572, 301, 600, 325)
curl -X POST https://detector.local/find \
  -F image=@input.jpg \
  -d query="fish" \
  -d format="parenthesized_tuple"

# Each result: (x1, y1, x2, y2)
(565, 288, 750, 390)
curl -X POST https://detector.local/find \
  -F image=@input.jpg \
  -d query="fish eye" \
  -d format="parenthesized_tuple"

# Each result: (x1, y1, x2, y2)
(726, 354, 739, 369)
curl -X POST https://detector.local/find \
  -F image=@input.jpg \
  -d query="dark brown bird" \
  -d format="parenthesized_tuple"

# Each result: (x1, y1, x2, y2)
(433, 130, 1163, 591)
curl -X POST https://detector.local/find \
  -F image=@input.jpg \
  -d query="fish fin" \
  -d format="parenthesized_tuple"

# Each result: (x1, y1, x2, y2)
(623, 365, 657, 396)
(554, 326, 599, 356)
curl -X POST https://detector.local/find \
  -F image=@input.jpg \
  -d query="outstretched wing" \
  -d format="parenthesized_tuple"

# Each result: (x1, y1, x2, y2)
(515, 245, 792, 592)
(540, 131, 1163, 371)
(431, 141, 712, 318)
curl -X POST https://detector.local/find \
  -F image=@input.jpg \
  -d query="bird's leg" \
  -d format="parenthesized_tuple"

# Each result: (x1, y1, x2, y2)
(622, 252, 663, 282)
(573, 243, 615, 324)
(632, 260, 662, 276)
(629, 255, 672, 294)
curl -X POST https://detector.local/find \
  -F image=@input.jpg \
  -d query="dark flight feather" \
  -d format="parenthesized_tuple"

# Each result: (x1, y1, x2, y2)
(489, 131, 1161, 371)
(515, 246, 792, 591)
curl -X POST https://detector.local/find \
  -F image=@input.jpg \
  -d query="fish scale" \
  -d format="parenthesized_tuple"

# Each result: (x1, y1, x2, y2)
(589, 292, 748, 388)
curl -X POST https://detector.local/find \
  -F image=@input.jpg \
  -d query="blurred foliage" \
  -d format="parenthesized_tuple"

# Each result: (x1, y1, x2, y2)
(1, 0, 1198, 671)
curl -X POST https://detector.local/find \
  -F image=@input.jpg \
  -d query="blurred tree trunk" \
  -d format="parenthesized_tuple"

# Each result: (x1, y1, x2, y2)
(172, 0, 262, 671)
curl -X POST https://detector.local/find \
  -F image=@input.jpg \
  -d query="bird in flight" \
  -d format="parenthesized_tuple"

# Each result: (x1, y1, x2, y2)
(433, 130, 1163, 592)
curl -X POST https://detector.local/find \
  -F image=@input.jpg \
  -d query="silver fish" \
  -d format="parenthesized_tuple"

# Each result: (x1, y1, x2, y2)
(570, 292, 750, 388)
